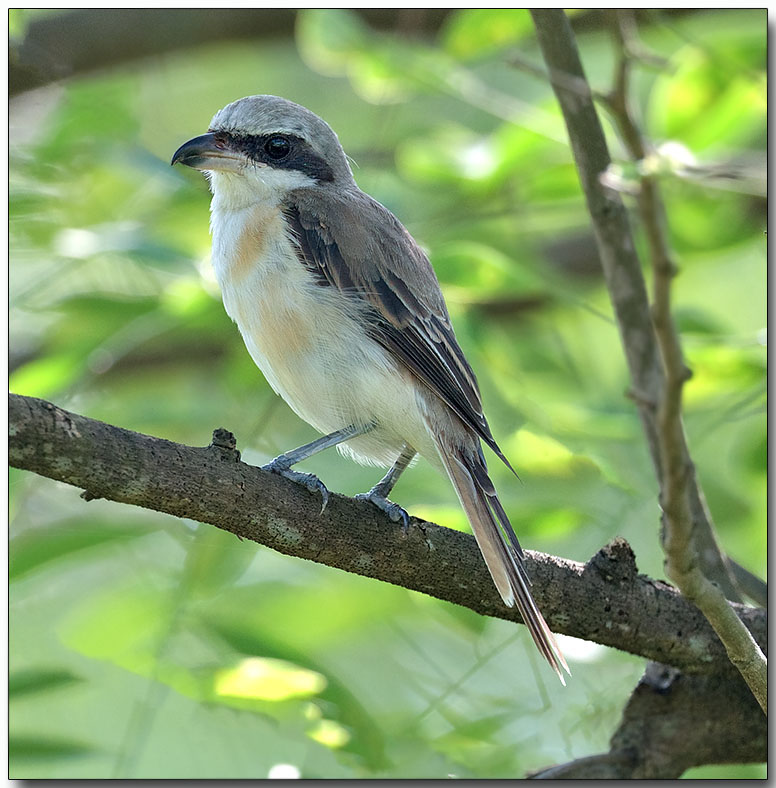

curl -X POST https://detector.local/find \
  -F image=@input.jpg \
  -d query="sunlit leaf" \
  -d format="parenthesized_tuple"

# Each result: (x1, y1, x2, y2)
(685, 764, 772, 780)
(298, 9, 454, 103)
(442, 9, 533, 60)
(524, 508, 584, 540)
(206, 616, 389, 770)
(398, 127, 500, 189)
(215, 657, 327, 702)
(296, 9, 369, 77)
(9, 353, 86, 398)
(649, 19, 766, 153)
(684, 346, 765, 405)
(160, 277, 213, 317)
(431, 712, 517, 776)
(506, 430, 598, 477)
(410, 504, 468, 533)
(307, 718, 351, 749)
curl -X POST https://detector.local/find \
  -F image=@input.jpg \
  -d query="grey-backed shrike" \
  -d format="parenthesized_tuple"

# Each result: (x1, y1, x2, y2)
(172, 95, 568, 681)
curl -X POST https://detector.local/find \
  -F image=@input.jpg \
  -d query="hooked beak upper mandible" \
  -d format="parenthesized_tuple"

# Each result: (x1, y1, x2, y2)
(171, 132, 244, 171)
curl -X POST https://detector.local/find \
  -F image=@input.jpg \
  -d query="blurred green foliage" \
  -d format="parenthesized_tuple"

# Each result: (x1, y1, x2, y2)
(9, 9, 765, 779)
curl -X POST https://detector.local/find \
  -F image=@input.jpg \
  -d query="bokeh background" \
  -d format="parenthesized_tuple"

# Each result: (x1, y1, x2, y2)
(9, 9, 766, 779)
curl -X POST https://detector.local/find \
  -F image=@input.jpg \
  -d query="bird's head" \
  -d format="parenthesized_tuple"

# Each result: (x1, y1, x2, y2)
(171, 94, 354, 204)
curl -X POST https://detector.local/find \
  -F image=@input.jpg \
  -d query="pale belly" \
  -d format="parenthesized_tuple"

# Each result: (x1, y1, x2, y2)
(215, 240, 436, 468)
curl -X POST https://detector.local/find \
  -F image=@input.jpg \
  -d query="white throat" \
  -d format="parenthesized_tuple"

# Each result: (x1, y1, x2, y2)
(208, 167, 317, 212)
(207, 165, 318, 287)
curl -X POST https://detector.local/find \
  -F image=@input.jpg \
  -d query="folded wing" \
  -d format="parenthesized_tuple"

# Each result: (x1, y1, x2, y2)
(282, 189, 568, 680)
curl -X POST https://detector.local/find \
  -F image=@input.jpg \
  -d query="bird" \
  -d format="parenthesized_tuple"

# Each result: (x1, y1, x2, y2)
(171, 94, 568, 681)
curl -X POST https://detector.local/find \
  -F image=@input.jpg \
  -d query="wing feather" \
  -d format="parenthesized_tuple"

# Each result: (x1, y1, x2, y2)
(282, 192, 567, 680)
(283, 195, 514, 472)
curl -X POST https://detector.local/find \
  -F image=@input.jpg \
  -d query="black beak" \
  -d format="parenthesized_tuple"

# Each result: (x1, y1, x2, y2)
(171, 132, 221, 168)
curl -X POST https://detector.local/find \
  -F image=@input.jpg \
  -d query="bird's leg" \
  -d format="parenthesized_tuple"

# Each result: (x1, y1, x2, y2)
(355, 445, 416, 532)
(263, 423, 373, 512)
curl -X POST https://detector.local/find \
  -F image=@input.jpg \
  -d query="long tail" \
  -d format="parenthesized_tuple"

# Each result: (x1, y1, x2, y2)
(435, 442, 570, 683)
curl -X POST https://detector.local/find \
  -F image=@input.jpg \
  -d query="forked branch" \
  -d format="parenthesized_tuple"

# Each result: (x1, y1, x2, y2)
(603, 9, 766, 713)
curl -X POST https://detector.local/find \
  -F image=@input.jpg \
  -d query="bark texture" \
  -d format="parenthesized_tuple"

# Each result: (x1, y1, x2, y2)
(9, 393, 766, 678)
(531, 665, 766, 778)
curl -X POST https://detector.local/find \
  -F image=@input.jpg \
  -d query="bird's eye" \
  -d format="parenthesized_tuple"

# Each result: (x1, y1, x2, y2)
(264, 136, 291, 160)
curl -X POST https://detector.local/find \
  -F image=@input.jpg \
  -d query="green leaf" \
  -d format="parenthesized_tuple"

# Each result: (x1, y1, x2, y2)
(9, 9, 29, 39)
(207, 616, 389, 770)
(442, 10, 533, 60)
(9, 735, 95, 762)
(297, 9, 452, 103)
(674, 307, 727, 335)
(214, 657, 326, 702)
(431, 241, 543, 295)
(685, 763, 767, 779)
(180, 524, 257, 597)
(9, 352, 86, 399)
(9, 668, 83, 698)
(296, 9, 369, 77)
(8, 9, 62, 41)
(60, 585, 171, 671)
(10, 519, 158, 582)
(649, 21, 766, 153)
(59, 580, 388, 767)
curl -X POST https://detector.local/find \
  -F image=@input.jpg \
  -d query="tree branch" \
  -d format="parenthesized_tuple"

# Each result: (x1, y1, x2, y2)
(9, 393, 766, 679)
(601, 10, 767, 714)
(529, 9, 766, 713)
(9, 9, 452, 97)
(528, 11, 766, 775)
(529, 9, 744, 603)
(530, 664, 766, 778)
(7, 9, 712, 101)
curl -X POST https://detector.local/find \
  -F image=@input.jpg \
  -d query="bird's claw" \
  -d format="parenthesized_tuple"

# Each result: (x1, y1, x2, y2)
(263, 461, 330, 513)
(355, 491, 410, 534)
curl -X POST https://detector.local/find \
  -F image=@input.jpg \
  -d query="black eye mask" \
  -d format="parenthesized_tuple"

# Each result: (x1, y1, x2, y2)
(211, 130, 335, 183)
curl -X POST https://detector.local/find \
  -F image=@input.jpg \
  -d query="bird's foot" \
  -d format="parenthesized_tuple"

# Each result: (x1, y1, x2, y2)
(355, 491, 410, 533)
(263, 458, 330, 513)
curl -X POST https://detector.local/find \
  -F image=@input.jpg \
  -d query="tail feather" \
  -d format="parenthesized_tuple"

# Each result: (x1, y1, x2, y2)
(436, 443, 569, 683)
(471, 446, 525, 560)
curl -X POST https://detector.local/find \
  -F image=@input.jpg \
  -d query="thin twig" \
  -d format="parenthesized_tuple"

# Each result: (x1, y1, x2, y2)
(507, 52, 607, 103)
(603, 9, 767, 714)
(729, 560, 768, 608)
(529, 7, 765, 715)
